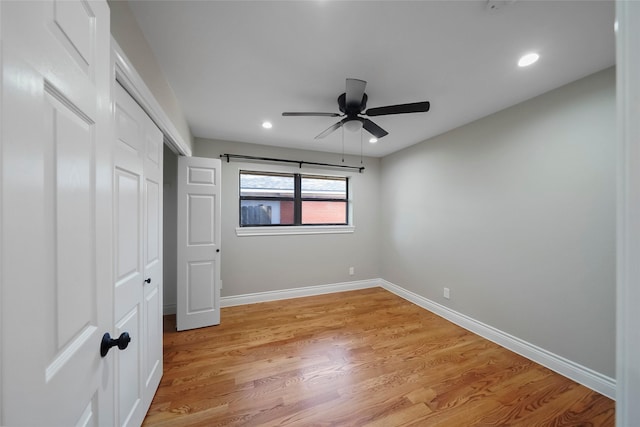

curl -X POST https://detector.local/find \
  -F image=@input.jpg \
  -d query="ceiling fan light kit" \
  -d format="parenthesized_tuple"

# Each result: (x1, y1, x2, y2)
(282, 78, 430, 141)
(343, 118, 363, 132)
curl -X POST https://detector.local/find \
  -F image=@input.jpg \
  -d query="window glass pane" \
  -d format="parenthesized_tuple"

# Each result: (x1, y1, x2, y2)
(301, 201, 347, 224)
(240, 172, 294, 198)
(301, 176, 346, 200)
(241, 200, 295, 226)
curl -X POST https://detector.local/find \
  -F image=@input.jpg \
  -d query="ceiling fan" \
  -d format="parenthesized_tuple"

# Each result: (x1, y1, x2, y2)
(282, 78, 430, 140)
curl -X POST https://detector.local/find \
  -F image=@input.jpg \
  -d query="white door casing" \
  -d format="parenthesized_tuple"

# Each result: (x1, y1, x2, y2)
(616, 0, 640, 425)
(1, 0, 113, 425)
(177, 156, 221, 331)
(113, 82, 163, 426)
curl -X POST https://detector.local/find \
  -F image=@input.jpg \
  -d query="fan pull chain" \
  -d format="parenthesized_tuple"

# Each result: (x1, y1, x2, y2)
(360, 128, 364, 164)
(341, 126, 345, 163)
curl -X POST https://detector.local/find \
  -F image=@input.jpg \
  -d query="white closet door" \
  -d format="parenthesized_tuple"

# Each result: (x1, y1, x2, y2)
(1, 0, 113, 425)
(113, 82, 163, 426)
(177, 156, 221, 331)
(142, 95, 164, 412)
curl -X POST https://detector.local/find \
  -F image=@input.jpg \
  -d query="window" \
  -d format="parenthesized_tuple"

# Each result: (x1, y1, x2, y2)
(240, 172, 295, 226)
(240, 171, 348, 227)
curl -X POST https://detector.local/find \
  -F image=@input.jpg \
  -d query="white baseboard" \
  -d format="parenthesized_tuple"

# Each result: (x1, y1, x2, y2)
(163, 303, 176, 316)
(379, 279, 616, 400)
(163, 279, 378, 314)
(220, 279, 379, 307)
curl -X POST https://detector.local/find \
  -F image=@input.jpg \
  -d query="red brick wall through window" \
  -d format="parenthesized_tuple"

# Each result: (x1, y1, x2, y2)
(280, 201, 294, 224)
(302, 201, 346, 224)
(276, 201, 346, 224)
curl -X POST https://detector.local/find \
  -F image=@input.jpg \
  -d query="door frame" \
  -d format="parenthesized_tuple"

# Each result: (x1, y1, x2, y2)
(1, 3, 4, 422)
(616, 1, 640, 425)
(111, 39, 190, 157)
(1, 2, 5, 422)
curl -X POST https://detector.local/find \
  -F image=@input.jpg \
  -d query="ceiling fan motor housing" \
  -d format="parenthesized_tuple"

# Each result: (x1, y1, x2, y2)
(338, 92, 368, 116)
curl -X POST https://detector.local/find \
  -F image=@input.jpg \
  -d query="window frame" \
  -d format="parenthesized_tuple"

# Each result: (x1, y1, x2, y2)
(238, 170, 351, 230)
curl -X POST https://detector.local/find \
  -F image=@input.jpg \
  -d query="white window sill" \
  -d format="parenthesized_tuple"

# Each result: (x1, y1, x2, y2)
(236, 225, 355, 237)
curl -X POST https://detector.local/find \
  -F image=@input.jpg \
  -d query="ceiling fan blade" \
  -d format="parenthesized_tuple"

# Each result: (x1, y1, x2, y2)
(282, 112, 341, 117)
(345, 78, 367, 108)
(314, 119, 346, 139)
(362, 118, 388, 139)
(365, 101, 430, 117)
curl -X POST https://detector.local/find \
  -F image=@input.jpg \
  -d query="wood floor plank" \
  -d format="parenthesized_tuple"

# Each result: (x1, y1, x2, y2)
(143, 287, 614, 426)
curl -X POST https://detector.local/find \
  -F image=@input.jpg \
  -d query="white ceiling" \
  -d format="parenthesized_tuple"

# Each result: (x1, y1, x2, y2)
(128, 0, 615, 158)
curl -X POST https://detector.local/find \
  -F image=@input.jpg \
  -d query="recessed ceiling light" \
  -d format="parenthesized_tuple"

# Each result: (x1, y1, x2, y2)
(369, 137, 378, 144)
(518, 52, 539, 67)
(262, 121, 272, 129)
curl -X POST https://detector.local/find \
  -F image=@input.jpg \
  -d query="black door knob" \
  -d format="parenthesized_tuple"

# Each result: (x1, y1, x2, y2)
(100, 332, 131, 357)
(144, 278, 151, 284)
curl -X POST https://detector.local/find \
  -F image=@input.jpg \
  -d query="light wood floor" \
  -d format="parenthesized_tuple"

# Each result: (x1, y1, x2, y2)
(143, 287, 614, 426)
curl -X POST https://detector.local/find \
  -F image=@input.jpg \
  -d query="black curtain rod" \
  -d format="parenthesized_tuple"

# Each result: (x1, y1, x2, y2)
(220, 153, 365, 173)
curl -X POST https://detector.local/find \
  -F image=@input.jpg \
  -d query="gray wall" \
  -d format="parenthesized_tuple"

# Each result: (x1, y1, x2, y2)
(108, 0, 193, 153)
(163, 145, 179, 313)
(193, 139, 382, 297)
(380, 68, 616, 377)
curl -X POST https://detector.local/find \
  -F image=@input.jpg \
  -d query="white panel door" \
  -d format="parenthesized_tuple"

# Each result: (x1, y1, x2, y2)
(0, 0, 113, 425)
(142, 93, 164, 412)
(177, 157, 221, 331)
(113, 82, 163, 426)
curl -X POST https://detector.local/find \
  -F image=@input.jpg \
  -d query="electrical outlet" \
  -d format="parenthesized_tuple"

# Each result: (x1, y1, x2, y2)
(349, 267, 355, 276)
(443, 287, 450, 299)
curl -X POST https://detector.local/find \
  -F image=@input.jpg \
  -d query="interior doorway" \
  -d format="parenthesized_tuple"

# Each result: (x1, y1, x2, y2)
(163, 145, 180, 318)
